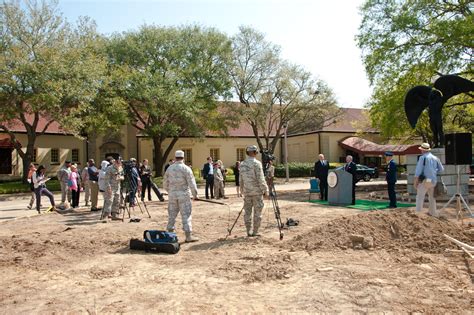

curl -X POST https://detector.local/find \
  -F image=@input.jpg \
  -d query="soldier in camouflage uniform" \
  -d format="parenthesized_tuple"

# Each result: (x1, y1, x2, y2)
(239, 145, 269, 237)
(102, 159, 123, 221)
(163, 150, 199, 242)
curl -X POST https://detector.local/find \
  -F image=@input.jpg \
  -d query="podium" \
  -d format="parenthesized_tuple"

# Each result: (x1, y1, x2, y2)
(327, 169, 353, 206)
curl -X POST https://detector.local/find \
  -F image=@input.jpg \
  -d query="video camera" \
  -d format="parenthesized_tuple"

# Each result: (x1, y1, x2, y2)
(261, 149, 275, 175)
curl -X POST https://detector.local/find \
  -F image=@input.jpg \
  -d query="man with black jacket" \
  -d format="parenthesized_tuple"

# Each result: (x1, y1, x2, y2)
(202, 157, 214, 199)
(314, 154, 329, 201)
(344, 155, 357, 205)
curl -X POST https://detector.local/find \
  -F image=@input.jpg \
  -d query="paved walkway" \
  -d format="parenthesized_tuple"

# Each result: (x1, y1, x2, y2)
(0, 179, 406, 222)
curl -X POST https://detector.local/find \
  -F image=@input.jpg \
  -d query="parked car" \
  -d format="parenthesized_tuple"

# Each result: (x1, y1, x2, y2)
(356, 164, 379, 181)
(335, 164, 379, 182)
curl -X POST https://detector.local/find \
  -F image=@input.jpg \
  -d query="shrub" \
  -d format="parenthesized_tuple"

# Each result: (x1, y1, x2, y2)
(274, 162, 314, 178)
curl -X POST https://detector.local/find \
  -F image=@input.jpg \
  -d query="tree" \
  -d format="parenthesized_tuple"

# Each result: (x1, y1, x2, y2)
(230, 26, 340, 154)
(107, 25, 234, 176)
(0, 0, 121, 182)
(357, 0, 474, 142)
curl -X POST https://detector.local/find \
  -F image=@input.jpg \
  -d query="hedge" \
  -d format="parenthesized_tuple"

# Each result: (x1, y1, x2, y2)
(274, 162, 344, 178)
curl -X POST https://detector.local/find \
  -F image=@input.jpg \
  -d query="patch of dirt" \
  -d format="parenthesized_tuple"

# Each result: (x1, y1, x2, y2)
(0, 192, 473, 313)
(291, 208, 474, 253)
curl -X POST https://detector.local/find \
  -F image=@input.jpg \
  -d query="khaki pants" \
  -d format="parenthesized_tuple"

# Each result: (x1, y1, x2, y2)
(90, 181, 99, 208)
(83, 181, 90, 204)
(416, 182, 437, 215)
(60, 181, 71, 204)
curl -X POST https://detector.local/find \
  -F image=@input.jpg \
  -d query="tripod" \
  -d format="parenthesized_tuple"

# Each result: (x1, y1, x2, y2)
(268, 182, 284, 240)
(120, 184, 151, 221)
(440, 165, 473, 220)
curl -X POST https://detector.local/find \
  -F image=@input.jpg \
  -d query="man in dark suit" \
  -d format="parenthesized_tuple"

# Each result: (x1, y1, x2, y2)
(385, 151, 397, 208)
(314, 153, 329, 201)
(202, 157, 214, 199)
(344, 155, 357, 205)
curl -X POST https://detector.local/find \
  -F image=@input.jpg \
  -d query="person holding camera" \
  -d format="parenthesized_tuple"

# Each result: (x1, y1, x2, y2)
(414, 143, 444, 216)
(239, 145, 268, 237)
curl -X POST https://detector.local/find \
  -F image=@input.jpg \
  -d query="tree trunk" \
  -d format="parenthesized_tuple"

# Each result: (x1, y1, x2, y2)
(152, 136, 179, 176)
(21, 132, 37, 184)
(152, 138, 165, 177)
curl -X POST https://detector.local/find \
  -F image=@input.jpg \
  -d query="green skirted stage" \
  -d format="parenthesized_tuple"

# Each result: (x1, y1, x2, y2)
(308, 199, 415, 211)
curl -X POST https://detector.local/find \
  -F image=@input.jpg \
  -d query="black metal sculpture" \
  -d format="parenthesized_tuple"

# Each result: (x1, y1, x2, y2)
(404, 75, 474, 147)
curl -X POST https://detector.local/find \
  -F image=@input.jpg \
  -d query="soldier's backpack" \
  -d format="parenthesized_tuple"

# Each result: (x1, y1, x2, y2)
(129, 230, 180, 254)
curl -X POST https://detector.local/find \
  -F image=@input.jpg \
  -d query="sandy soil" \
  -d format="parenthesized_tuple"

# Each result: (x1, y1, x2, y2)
(0, 190, 473, 313)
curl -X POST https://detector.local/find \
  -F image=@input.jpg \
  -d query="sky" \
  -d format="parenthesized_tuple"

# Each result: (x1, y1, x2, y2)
(57, 0, 372, 109)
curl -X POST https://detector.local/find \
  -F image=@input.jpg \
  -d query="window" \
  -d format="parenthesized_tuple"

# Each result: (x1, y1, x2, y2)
(31, 148, 37, 163)
(51, 148, 59, 164)
(236, 148, 245, 162)
(72, 149, 79, 163)
(182, 149, 192, 165)
(0, 148, 13, 174)
(210, 148, 220, 161)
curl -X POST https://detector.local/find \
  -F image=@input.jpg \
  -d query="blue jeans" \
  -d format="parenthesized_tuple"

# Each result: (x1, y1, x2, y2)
(35, 186, 55, 212)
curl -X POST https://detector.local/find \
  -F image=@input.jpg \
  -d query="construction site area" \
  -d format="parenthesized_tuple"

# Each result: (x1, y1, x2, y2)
(0, 183, 473, 313)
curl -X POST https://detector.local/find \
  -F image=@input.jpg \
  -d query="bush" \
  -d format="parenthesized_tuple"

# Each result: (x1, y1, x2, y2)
(274, 162, 314, 178)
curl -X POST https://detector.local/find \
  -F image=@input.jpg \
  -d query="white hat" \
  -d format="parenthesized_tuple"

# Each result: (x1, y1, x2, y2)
(175, 150, 185, 158)
(418, 143, 431, 151)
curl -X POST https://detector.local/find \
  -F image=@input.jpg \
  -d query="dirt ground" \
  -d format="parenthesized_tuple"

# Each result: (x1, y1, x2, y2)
(1, 189, 473, 313)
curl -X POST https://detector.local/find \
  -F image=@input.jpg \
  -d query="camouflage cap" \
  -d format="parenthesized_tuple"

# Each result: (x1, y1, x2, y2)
(246, 145, 258, 152)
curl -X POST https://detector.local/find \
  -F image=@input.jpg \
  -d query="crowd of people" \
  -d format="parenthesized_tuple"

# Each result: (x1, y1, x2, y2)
(28, 157, 165, 217)
(26, 141, 444, 241)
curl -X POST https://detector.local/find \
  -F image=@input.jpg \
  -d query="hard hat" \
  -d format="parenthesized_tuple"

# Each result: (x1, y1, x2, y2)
(175, 150, 185, 158)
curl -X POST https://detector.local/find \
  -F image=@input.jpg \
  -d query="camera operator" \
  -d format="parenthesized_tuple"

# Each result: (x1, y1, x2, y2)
(239, 145, 268, 237)
(265, 159, 275, 189)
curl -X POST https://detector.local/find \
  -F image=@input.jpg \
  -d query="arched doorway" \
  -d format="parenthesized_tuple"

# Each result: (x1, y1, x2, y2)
(100, 141, 125, 161)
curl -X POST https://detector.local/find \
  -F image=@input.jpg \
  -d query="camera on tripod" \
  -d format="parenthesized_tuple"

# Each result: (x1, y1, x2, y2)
(261, 149, 275, 175)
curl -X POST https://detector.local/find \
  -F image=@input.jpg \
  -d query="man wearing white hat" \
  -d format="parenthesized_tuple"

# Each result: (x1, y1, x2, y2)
(163, 150, 199, 242)
(239, 145, 268, 237)
(414, 142, 444, 216)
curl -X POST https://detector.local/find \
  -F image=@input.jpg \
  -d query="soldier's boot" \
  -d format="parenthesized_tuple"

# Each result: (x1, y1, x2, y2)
(245, 222, 252, 237)
(185, 232, 199, 243)
(251, 222, 261, 237)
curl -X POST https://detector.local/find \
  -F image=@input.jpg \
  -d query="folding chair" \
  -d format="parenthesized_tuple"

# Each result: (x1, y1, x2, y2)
(309, 178, 320, 200)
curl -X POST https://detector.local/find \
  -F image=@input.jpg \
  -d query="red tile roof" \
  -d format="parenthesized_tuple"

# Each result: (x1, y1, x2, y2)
(0, 134, 16, 148)
(339, 136, 420, 155)
(1, 114, 66, 134)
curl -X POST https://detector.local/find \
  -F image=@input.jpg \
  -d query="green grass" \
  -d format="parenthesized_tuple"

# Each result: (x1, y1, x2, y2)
(0, 180, 61, 194)
(309, 199, 415, 211)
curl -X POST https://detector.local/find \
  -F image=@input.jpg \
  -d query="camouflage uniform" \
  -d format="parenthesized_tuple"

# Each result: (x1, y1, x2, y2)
(103, 163, 123, 218)
(163, 161, 198, 233)
(239, 156, 268, 235)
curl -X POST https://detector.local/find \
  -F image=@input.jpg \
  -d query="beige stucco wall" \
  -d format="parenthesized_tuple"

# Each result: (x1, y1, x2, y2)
(286, 132, 357, 163)
(139, 137, 281, 173)
(1, 133, 86, 179)
(286, 133, 319, 163)
(286, 132, 391, 164)
(90, 125, 139, 162)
